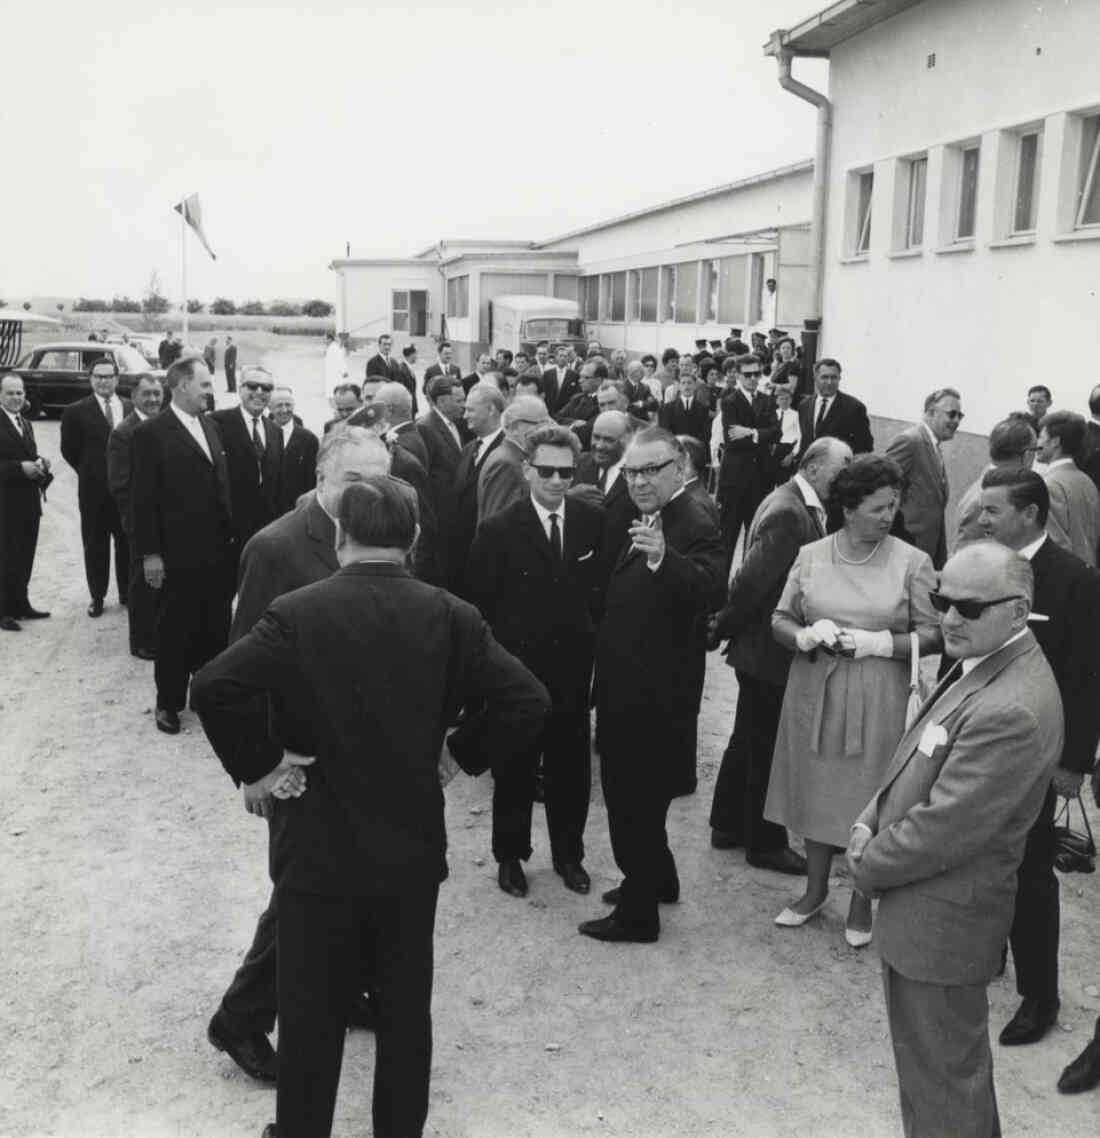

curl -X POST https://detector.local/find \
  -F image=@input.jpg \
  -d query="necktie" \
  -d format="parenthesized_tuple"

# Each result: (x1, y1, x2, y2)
(14, 414, 25, 437)
(103, 399, 114, 429)
(813, 506, 826, 535)
(596, 466, 608, 493)
(814, 397, 829, 439)
(684, 398, 692, 412)
(251, 416, 265, 460)
(549, 512, 562, 562)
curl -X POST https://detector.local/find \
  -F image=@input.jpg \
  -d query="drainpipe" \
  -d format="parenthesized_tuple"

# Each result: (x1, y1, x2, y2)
(770, 32, 831, 366)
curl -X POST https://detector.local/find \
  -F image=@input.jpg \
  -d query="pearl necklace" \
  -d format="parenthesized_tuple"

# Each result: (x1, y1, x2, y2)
(833, 532, 882, 565)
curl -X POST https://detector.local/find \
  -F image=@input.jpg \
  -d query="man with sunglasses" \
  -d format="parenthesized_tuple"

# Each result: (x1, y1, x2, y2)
(211, 367, 285, 578)
(977, 468, 1100, 1069)
(467, 425, 607, 900)
(846, 541, 1063, 1138)
(884, 387, 963, 569)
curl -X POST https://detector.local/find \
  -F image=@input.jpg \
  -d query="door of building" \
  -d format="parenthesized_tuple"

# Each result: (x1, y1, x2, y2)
(409, 290, 428, 337)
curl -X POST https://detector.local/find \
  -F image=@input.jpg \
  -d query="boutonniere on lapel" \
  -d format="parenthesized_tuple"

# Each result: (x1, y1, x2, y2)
(917, 722, 948, 756)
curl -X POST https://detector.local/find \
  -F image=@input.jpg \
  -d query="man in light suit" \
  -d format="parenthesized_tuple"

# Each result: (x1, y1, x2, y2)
(1036, 410, 1100, 566)
(709, 437, 851, 870)
(847, 542, 1063, 1138)
(477, 395, 550, 524)
(884, 387, 963, 569)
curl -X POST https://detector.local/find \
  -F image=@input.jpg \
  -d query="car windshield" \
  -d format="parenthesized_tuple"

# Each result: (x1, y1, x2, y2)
(523, 318, 574, 339)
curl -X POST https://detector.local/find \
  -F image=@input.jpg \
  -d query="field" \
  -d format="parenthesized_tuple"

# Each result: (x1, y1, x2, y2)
(1, 338, 1099, 1137)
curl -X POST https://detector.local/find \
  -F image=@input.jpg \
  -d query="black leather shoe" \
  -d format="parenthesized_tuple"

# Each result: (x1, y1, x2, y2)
(554, 861, 590, 894)
(578, 915, 658, 943)
(497, 859, 528, 897)
(1058, 1034, 1100, 1093)
(710, 829, 741, 850)
(601, 882, 679, 906)
(0, 617, 21, 632)
(347, 992, 377, 1031)
(999, 998, 1060, 1046)
(87, 598, 104, 618)
(131, 647, 157, 661)
(17, 606, 50, 619)
(155, 708, 181, 735)
(261, 1126, 278, 1138)
(746, 849, 809, 876)
(207, 1013, 277, 1083)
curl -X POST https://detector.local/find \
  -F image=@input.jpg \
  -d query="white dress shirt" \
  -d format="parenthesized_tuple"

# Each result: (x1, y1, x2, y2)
(960, 627, 1029, 676)
(280, 420, 295, 447)
(601, 457, 624, 495)
(3, 408, 26, 436)
(529, 493, 564, 548)
(97, 393, 125, 425)
(240, 404, 268, 447)
(793, 472, 826, 532)
(433, 405, 462, 448)
(169, 401, 212, 462)
(475, 428, 502, 465)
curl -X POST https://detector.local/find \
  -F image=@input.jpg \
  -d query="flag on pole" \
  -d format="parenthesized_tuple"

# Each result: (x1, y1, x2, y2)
(173, 193, 217, 261)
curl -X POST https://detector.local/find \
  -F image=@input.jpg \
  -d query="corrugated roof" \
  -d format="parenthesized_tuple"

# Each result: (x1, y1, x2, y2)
(765, 0, 927, 57)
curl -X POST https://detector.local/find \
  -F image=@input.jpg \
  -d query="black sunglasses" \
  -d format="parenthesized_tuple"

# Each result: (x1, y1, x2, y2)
(242, 382, 274, 392)
(533, 465, 575, 480)
(928, 590, 1023, 619)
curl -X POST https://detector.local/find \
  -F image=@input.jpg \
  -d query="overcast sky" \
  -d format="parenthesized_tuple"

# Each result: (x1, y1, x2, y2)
(1, 0, 828, 305)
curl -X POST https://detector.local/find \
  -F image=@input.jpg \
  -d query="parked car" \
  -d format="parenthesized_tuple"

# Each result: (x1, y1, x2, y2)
(1, 341, 166, 418)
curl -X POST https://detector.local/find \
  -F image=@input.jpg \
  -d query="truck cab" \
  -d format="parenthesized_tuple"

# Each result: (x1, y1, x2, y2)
(488, 295, 585, 360)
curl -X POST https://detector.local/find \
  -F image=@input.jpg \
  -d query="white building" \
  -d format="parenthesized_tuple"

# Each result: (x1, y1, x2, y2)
(770, 0, 1100, 436)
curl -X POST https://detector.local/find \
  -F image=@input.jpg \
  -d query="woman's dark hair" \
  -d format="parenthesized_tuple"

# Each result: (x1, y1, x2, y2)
(830, 454, 904, 513)
(640, 354, 657, 369)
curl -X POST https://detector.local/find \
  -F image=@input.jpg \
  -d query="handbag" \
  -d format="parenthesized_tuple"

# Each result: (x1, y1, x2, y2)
(904, 631, 929, 729)
(1053, 793, 1096, 874)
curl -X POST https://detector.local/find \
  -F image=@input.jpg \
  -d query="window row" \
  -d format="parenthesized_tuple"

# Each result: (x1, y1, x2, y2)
(846, 108, 1100, 257)
(446, 275, 469, 319)
(580, 253, 767, 327)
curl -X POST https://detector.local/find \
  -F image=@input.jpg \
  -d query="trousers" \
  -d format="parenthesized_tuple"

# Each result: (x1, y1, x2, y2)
(1007, 783, 1059, 1003)
(79, 489, 128, 602)
(154, 561, 232, 712)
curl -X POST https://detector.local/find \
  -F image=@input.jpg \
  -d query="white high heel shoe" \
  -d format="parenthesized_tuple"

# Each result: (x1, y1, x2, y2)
(774, 897, 828, 927)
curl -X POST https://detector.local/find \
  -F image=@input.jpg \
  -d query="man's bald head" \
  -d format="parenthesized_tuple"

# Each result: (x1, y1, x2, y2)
(374, 382, 413, 424)
(938, 541, 1033, 660)
(799, 436, 853, 501)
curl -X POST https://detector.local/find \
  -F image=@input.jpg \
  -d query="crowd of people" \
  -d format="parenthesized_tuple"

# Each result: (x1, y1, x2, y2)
(2, 328, 1100, 1138)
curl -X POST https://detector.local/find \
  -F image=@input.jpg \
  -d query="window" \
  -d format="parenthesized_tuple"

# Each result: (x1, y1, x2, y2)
(956, 146, 980, 239)
(36, 350, 80, 371)
(628, 270, 641, 320)
(581, 277, 598, 322)
(638, 268, 658, 323)
(1075, 113, 1100, 228)
(701, 261, 719, 323)
(660, 266, 677, 322)
(855, 171, 874, 254)
(904, 157, 928, 248)
(674, 262, 698, 324)
(445, 276, 469, 319)
(391, 290, 410, 332)
(717, 256, 747, 323)
(599, 272, 625, 321)
(747, 254, 765, 324)
(1013, 131, 1041, 234)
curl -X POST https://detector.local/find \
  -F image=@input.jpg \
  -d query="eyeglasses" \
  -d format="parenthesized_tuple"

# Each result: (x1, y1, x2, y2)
(243, 382, 274, 392)
(740, 370, 763, 379)
(928, 591, 1023, 619)
(533, 465, 575, 480)
(622, 459, 676, 482)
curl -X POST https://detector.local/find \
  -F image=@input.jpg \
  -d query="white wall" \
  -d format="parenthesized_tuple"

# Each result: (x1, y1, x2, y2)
(334, 263, 441, 340)
(822, 0, 1100, 433)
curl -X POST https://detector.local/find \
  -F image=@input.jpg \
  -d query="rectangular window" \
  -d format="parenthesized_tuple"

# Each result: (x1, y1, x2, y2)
(856, 171, 874, 253)
(905, 157, 927, 248)
(392, 290, 409, 332)
(445, 276, 469, 318)
(581, 277, 598, 321)
(607, 272, 625, 321)
(1013, 131, 1041, 233)
(956, 146, 980, 239)
(717, 256, 746, 324)
(628, 270, 641, 320)
(1076, 114, 1100, 228)
(674, 262, 698, 324)
(747, 253, 764, 324)
(660, 266, 677, 322)
(701, 260, 719, 323)
(639, 268, 658, 323)
(598, 275, 611, 321)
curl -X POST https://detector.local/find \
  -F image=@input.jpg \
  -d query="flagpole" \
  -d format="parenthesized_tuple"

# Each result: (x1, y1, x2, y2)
(180, 201, 189, 343)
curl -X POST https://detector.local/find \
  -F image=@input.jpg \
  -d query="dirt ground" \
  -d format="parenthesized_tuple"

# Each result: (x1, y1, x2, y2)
(2, 337, 1099, 1138)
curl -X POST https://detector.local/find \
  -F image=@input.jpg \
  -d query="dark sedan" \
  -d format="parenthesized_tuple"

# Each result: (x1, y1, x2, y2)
(1, 342, 167, 417)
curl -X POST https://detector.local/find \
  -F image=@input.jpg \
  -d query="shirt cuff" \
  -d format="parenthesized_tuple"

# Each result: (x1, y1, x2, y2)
(850, 822, 873, 839)
(647, 554, 664, 573)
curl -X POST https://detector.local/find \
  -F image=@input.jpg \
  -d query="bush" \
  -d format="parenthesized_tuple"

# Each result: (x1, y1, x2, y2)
(143, 293, 170, 314)
(239, 300, 266, 315)
(268, 300, 302, 317)
(302, 299, 333, 318)
(75, 298, 109, 312)
(210, 297, 237, 315)
(186, 299, 204, 314)
(111, 296, 142, 313)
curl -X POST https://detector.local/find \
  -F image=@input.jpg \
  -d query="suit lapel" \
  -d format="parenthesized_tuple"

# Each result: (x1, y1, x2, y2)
(305, 494, 340, 571)
(521, 499, 555, 564)
(165, 406, 213, 465)
(201, 416, 233, 515)
(0, 410, 30, 455)
(790, 481, 823, 538)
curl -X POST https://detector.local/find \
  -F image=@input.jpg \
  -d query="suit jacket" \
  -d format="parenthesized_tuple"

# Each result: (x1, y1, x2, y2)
(191, 563, 550, 895)
(0, 410, 44, 525)
(797, 390, 873, 455)
(203, 346, 216, 372)
(366, 352, 403, 382)
(952, 472, 987, 550)
(595, 490, 726, 727)
(389, 420, 430, 471)
(416, 408, 463, 514)
(131, 409, 234, 569)
(1043, 461, 1100, 567)
(223, 344, 238, 373)
(852, 633, 1063, 985)
(713, 478, 824, 685)
(539, 368, 561, 410)
(467, 497, 607, 711)
(574, 454, 635, 564)
(550, 368, 581, 414)
(884, 424, 948, 568)
(660, 397, 712, 456)
(231, 492, 338, 640)
(1079, 420, 1100, 495)
(683, 478, 719, 527)
(477, 436, 527, 524)
(107, 409, 154, 534)
(209, 408, 284, 547)
(555, 391, 598, 425)
(718, 387, 778, 489)
(60, 394, 132, 505)
(396, 361, 419, 414)
(424, 362, 462, 384)
(448, 433, 504, 593)
(278, 423, 319, 515)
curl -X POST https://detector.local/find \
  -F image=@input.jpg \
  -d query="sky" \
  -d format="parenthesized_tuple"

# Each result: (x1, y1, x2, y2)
(0, 0, 828, 306)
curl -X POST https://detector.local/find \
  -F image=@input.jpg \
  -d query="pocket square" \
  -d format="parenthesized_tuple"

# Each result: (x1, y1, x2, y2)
(577, 550, 595, 562)
(918, 722, 948, 756)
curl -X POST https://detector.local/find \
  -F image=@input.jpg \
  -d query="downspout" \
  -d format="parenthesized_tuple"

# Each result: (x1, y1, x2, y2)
(770, 32, 832, 363)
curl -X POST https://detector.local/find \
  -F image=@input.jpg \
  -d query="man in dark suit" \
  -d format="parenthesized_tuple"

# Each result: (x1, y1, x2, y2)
(365, 332, 403, 384)
(107, 374, 165, 658)
(461, 351, 494, 395)
(717, 353, 779, 564)
(547, 345, 579, 413)
(797, 357, 874, 457)
(192, 476, 549, 1138)
(660, 371, 712, 460)
(709, 438, 852, 870)
(396, 344, 420, 415)
(422, 340, 462, 386)
(580, 428, 726, 943)
(1079, 384, 1100, 495)
(223, 336, 237, 393)
(478, 396, 551, 524)
(416, 376, 466, 545)
(571, 410, 636, 562)
(0, 375, 51, 630)
(468, 426, 607, 898)
(323, 383, 363, 434)
(60, 360, 132, 616)
(132, 357, 235, 735)
(977, 468, 1100, 1053)
(210, 368, 284, 570)
(203, 338, 217, 374)
(207, 429, 394, 1087)
(847, 542, 1063, 1138)
(555, 361, 603, 428)
(268, 387, 318, 514)
(373, 383, 429, 470)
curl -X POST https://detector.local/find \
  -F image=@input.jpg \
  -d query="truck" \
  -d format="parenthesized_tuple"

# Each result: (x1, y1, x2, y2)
(488, 294, 586, 360)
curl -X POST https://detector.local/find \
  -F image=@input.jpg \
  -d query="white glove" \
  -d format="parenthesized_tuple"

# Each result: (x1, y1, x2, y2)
(794, 618, 838, 653)
(844, 629, 894, 659)
(810, 618, 841, 646)
(794, 626, 821, 653)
